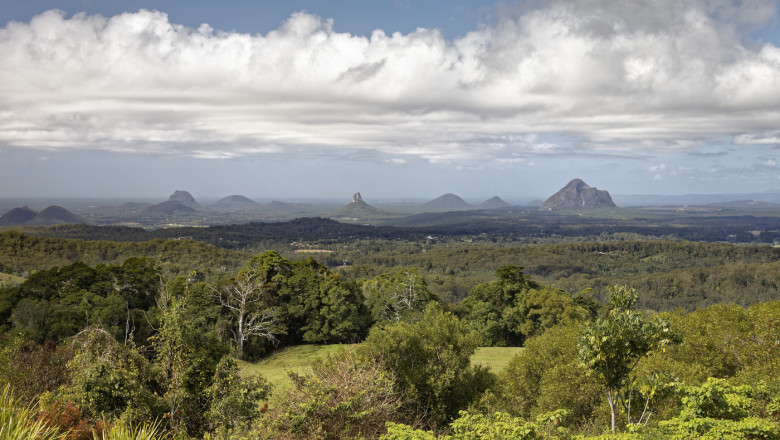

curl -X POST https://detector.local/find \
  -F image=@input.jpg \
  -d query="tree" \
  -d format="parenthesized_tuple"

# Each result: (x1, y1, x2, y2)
(214, 272, 283, 358)
(63, 327, 163, 424)
(577, 285, 678, 432)
(460, 266, 590, 346)
(206, 356, 271, 435)
(282, 258, 370, 344)
(153, 292, 231, 437)
(460, 266, 539, 346)
(362, 268, 438, 323)
(486, 324, 601, 429)
(358, 304, 494, 429)
(658, 378, 780, 439)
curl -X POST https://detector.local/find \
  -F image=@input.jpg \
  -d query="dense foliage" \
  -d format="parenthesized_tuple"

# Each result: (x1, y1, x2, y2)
(4, 230, 779, 311)
(0, 222, 779, 438)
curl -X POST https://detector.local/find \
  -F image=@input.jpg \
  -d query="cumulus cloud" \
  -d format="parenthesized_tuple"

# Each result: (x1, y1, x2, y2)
(0, 1, 779, 164)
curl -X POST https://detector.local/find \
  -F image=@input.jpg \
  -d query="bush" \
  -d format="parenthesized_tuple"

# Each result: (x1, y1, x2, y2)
(258, 348, 405, 440)
(359, 304, 495, 429)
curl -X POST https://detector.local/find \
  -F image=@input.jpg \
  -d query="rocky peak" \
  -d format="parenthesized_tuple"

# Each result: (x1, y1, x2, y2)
(539, 179, 616, 211)
(352, 192, 363, 204)
(169, 190, 196, 203)
(168, 190, 200, 209)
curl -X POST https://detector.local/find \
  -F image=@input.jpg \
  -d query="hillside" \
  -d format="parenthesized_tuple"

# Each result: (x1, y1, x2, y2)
(209, 195, 262, 212)
(0, 230, 249, 281)
(420, 193, 472, 212)
(1, 205, 84, 226)
(141, 200, 198, 216)
(479, 196, 511, 209)
(0, 206, 37, 226)
(261, 201, 319, 217)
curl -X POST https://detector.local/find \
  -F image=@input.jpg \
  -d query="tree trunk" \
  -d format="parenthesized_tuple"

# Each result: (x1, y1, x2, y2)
(607, 390, 616, 432)
(237, 309, 245, 358)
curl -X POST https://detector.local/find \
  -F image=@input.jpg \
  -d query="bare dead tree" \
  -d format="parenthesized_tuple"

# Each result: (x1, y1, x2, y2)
(214, 273, 281, 358)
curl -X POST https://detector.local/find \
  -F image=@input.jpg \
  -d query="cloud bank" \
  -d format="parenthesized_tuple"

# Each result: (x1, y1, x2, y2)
(1, 0, 779, 165)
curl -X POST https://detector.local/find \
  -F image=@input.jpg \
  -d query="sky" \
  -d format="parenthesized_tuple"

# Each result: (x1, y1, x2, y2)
(1, 0, 780, 201)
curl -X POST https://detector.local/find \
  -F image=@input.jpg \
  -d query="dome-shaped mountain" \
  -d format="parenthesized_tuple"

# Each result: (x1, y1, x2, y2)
(168, 190, 200, 209)
(209, 195, 262, 212)
(26, 206, 85, 226)
(539, 179, 616, 211)
(262, 200, 315, 213)
(0, 206, 37, 226)
(421, 193, 472, 212)
(479, 196, 511, 209)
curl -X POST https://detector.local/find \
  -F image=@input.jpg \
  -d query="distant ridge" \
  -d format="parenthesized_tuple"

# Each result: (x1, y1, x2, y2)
(262, 200, 317, 216)
(540, 179, 616, 211)
(421, 193, 471, 212)
(209, 195, 262, 212)
(0, 206, 37, 226)
(141, 200, 197, 216)
(118, 202, 153, 212)
(479, 196, 510, 209)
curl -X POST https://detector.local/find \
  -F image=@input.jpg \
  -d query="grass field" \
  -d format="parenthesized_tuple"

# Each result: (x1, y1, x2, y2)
(0, 272, 25, 288)
(472, 346, 524, 371)
(239, 344, 523, 398)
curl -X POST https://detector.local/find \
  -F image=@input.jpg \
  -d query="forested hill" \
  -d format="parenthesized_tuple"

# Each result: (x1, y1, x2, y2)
(0, 230, 249, 281)
(329, 239, 780, 310)
(3, 218, 435, 248)
(2, 229, 779, 311)
(4, 212, 780, 247)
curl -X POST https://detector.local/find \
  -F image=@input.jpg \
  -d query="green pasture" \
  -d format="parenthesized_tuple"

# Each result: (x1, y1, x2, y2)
(240, 344, 523, 398)
(0, 272, 25, 288)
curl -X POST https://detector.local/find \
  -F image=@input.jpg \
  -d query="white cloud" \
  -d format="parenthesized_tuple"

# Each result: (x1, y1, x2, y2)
(648, 163, 667, 172)
(755, 157, 777, 167)
(673, 165, 695, 175)
(734, 131, 780, 145)
(0, 2, 779, 165)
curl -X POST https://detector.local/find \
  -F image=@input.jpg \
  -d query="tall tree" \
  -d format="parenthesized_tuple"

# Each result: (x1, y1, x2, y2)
(577, 285, 678, 432)
(214, 272, 282, 358)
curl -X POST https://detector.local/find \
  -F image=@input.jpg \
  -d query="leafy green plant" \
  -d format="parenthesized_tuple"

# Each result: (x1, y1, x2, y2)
(359, 304, 495, 429)
(259, 348, 404, 440)
(92, 419, 168, 440)
(381, 409, 572, 440)
(578, 285, 679, 432)
(0, 385, 64, 440)
(658, 378, 780, 439)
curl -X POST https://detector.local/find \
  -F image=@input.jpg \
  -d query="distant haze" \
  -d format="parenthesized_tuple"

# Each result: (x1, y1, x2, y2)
(1, 1, 779, 199)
